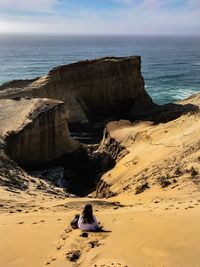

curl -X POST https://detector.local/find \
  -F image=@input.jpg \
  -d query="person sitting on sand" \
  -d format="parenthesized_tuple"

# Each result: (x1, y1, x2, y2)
(78, 204, 100, 232)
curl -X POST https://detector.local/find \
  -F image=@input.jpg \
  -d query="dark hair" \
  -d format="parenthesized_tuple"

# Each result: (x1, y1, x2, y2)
(82, 204, 94, 224)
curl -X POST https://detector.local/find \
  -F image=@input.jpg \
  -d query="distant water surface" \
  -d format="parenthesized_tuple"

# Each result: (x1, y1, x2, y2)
(0, 34, 200, 104)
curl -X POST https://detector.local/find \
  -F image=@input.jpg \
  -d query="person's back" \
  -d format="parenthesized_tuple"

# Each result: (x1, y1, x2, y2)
(78, 204, 100, 231)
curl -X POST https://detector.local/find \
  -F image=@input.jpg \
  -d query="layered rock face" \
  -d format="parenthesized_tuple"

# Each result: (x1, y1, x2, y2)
(0, 56, 153, 124)
(0, 56, 154, 195)
(0, 98, 78, 166)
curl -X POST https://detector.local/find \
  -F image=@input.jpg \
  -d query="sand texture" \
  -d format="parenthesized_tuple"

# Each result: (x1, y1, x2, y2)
(1, 93, 200, 266)
(1, 193, 200, 267)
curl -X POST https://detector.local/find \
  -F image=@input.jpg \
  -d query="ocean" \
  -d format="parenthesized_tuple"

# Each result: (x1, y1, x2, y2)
(0, 34, 200, 105)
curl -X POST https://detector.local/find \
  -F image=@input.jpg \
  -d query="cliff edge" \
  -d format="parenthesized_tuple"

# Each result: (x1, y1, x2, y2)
(0, 56, 153, 125)
(0, 98, 79, 166)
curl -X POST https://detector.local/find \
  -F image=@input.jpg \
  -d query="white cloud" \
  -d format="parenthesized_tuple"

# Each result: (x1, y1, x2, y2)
(0, 0, 58, 12)
(188, 0, 200, 9)
(0, 0, 199, 34)
(113, 0, 200, 11)
(112, 0, 137, 4)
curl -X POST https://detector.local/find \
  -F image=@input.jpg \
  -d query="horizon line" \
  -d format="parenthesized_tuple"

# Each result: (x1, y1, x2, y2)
(0, 32, 200, 37)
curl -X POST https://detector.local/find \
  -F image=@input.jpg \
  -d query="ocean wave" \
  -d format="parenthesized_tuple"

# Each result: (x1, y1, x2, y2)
(147, 73, 184, 81)
(160, 73, 185, 79)
(171, 88, 200, 101)
(194, 63, 200, 66)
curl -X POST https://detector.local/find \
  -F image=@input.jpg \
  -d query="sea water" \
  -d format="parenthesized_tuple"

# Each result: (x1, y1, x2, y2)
(0, 34, 200, 104)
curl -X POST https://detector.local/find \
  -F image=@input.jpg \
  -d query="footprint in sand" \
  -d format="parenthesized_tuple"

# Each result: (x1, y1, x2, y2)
(89, 240, 101, 248)
(66, 250, 81, 262)
(47, 225, 109, 265)
(65, 228, 72, 234)
(61, 232, 69, 241)
(185, 206, 194, 209)
(56, 238, 65, 250)
(16, 209, 22, 212)
(45, 254, 57, 265)
(92, 259, 128, 267)
(65, 231, 108, 264)
(45, 227, 72, 264)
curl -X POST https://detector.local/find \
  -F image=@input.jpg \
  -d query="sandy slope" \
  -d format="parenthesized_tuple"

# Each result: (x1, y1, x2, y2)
(99, 95, 200, 196)
(1, 189, 200, 267)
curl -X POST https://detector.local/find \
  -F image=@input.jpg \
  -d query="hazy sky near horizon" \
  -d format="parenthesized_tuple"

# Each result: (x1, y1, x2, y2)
(0, 0, 199, 35)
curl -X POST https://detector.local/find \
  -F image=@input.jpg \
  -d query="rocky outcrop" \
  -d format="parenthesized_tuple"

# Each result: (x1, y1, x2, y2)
(95, 180, 116, 198)
(95, 94, 200, 197)
(0, 56, 154, 125)
(0, 56, 154, 195)
(1, 57, 200, 198)
(0, 98, 79, 167)
(99, 125, 129, 162)
(95, 121, 129, 198)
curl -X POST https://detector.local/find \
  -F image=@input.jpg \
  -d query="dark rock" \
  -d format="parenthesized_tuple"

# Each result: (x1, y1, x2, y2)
(66, 250, 81, 262)
(80, 232, 89, 238)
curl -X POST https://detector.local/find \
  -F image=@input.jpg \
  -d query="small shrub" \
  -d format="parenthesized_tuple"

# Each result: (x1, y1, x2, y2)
(135, 182, 149, 194)
(158, 176, 171, 188)
(175, 167, 182, 176)
(191, 167, 198, 177)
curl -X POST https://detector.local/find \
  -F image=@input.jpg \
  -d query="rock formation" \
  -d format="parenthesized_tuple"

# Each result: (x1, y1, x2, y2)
(0, 56, 154, 125)
(95, 94, 200, 198)
(0, 98, 79, 167)
(1, 56, 199, 198)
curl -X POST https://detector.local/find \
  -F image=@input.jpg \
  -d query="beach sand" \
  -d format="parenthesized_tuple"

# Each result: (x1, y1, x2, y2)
(1, 188, 200, 267)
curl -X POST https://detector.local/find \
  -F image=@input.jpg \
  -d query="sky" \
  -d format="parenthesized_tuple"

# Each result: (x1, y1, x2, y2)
(0, 0, 199, 35)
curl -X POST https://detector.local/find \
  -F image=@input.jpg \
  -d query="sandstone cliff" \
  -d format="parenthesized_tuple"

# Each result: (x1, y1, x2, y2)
(0, 56, 153, 125)
(0, 98, 79, 166)
(1, 56, 199, 199)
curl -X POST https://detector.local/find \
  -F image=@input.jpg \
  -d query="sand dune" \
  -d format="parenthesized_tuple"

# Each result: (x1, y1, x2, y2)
(1, 189, 200, 267)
